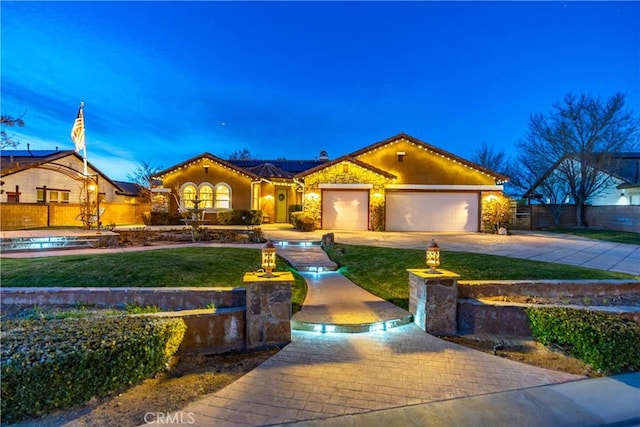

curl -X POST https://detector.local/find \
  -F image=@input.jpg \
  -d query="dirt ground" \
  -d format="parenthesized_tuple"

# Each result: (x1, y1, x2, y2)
(441, 335, 599, 377)
(13, 349, 279, 427)
(12, 335, 598, 427)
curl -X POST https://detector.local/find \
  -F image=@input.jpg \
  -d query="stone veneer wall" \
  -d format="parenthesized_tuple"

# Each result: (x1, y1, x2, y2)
(457, 279, 640, 337)
(1, 284, 293, 354)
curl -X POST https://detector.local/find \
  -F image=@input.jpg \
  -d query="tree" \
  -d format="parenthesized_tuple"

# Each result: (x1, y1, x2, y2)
(471, 142, 512, 175)
(126, 160, 163, 202)
(518, 92, 638, 227)
(1, 114, 26, 149)
(228, 149, 253, 160)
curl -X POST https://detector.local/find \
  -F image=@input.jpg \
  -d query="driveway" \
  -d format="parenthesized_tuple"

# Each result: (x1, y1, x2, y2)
(261, 226, 640, 276)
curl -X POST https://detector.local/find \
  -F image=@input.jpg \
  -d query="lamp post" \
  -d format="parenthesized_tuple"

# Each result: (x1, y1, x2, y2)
(426, 239, 440, 274)
(261, 241, 277, 278)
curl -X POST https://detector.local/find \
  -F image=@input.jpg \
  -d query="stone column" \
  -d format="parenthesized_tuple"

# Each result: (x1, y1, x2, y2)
(407, 269, 460, 336)
(243, 271, 294, 349)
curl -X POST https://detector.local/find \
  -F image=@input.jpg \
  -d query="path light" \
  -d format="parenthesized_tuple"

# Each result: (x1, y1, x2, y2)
(426, 239, 440, 274)
(261, 241, 277, 278)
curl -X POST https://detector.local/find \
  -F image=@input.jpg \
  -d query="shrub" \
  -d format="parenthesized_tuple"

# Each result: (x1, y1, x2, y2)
(525, 307, 640, 374)
(143, 211, 184, 225)
(216, 210, 262, 225)
(1, 316, 186, 423)
(370, 202, 385, 231)
(288, 204, 303, 224)
(482, 195, 511, 234)
(291, 211, 316, 231)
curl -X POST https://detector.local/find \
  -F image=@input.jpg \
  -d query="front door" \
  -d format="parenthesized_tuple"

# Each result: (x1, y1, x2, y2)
(275, 188, 288, 223)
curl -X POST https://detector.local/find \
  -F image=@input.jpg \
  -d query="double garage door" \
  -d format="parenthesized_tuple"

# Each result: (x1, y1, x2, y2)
(322, 190, 479, 232)
(386, 192, 479, 232)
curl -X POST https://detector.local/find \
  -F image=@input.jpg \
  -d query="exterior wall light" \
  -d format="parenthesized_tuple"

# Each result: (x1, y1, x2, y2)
(426, 239, 440, 274)
(261, 241, 277, 277)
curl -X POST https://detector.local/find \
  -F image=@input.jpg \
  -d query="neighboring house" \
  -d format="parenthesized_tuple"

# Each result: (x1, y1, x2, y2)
(154, 134, 509, 231)
(297, 133, 509, 231)
(1, 149, 135, 204)
(1, 149, 145, 229)
(151, 153, 327, 223)
(523, 152, 640, 206)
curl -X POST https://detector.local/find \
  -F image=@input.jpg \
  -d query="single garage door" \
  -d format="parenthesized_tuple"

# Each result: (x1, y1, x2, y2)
(386, 192, 479, 232)
(322, 190, 369, 230)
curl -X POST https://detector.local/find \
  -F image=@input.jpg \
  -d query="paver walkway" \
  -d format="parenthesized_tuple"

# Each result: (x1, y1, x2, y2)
(291, 272, 412, 333)
(171, 324, 582, 426)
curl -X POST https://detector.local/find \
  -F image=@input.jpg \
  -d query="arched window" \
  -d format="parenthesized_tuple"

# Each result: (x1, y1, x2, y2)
(215, 184, 231, 209)
(182, 184, 197, 209)
(199, 185, 214, 209)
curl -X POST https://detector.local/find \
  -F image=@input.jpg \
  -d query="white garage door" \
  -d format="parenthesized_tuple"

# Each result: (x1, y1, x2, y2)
(322, 190, 369, 230)
(386, 192, 479, 232)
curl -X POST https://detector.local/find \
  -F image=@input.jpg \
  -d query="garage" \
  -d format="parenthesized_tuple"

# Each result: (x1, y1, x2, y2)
(386, 192, 479, 232)
(322, 190, 369, 230)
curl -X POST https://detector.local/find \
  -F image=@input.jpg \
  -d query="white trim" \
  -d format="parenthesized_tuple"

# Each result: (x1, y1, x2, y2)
(318, 183, 373, 189)
(151, 188, 171, 193)
(384, 184, 503, 191)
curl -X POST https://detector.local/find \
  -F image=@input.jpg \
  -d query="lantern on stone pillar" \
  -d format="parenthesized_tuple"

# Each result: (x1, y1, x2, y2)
(261, 241, 277, 277)
(426, 239, 440, 274)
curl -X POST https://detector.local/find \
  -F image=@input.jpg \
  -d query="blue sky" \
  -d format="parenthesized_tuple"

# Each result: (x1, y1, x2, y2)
(2, 1, 638, 181)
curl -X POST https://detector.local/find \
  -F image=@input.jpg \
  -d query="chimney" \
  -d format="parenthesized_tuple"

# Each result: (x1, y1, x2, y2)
(319, 150, 329, 162)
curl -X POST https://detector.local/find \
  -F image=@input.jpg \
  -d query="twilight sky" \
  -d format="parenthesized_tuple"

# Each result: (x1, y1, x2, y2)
(1, 1, 638, 181)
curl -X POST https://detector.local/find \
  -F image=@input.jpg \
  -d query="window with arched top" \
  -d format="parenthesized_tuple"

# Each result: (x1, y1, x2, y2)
(215, 184, 231, 209)
(182, 184, 197, 209)
(199, 185, 214, 209)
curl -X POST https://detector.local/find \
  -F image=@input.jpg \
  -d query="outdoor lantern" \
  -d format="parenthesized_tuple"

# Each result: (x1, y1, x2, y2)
(261, 241, 277, 277)
(426, 239, 440, 274)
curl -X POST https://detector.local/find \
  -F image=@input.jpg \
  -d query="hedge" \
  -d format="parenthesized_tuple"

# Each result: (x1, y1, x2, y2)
(1, 316, 186, 423)
(216, 209, 262, 225)
(288, 204, 303, 224)
(291, 211, 316, 231)
(525, 307, 640, 374)
(142, 211, 184, 226)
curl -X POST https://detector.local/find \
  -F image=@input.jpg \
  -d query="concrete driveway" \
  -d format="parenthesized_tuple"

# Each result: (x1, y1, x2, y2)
(261, 225, 640, 276)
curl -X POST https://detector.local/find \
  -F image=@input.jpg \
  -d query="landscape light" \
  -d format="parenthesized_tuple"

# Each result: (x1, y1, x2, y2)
(426, 239, 440, 274)
(261, 241, 277, 278)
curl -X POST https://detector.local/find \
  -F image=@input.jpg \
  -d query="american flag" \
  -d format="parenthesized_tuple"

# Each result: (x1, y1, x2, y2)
(70, 103, 85, 152)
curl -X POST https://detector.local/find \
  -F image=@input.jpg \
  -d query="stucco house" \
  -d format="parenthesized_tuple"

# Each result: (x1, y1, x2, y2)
(523, 152, 640, 206)
(1, 149, 144, 229)
(153, 133, 509, 231)
(150, 153, 326, 223)
(297, 133, 509, 231)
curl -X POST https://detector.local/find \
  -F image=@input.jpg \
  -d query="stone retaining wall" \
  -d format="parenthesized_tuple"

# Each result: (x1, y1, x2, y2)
(1, 284, 292, 355)
(458, 280, 640, 299)
(456, 280, 640, 337)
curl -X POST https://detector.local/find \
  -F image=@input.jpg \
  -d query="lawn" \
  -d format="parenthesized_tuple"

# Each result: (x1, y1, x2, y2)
(324, 244, 638, 310)
(0, 247, 307, 312)
(545, 228, 640, 245)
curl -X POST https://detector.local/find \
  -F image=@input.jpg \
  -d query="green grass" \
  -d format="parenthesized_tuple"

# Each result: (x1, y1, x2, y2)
(545, 228, 640, 245)
(324, 244, 638, 310)
(0, 247, 307, 313)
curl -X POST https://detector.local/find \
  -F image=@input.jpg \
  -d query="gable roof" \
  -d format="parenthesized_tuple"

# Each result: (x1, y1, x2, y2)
(244, 163, 294, 179)
(153, 152, 261, 180)
(295, 155, 397, 179)
(113, 180, 145, 196)
(349, 133, 510, 183)
(0, 149, 127, 192)
(1, 149, 76, 176)
(523, 152, 640, 198)
(229, 159, 327, 175)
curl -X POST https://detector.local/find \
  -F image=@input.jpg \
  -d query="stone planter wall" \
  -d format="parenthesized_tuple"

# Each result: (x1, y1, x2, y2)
(1, 284, 292, 355)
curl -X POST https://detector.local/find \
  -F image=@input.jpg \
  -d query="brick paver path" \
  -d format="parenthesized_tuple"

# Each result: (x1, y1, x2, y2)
(177, 324, 582, 426)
